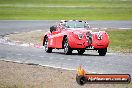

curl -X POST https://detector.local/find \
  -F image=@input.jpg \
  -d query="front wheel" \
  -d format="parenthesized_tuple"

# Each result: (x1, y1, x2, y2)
(44, 37, 52, 53)
(64, 37, 72, 55)
(98, 48, 107, 56)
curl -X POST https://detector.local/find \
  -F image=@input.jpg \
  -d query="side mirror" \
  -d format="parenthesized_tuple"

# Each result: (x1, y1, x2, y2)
(50, 25, 56, 33)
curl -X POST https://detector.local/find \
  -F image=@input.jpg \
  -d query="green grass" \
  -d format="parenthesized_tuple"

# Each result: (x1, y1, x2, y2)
(0, 0, 132, 20)
(0, 83, 20, 88)
(106, 29, 132, 53)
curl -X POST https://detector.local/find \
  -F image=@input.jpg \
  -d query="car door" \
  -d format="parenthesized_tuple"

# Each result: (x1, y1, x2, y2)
(50, 26, 60, 48)
(54, 26, 64, 48)
(50, 25, 64, 48)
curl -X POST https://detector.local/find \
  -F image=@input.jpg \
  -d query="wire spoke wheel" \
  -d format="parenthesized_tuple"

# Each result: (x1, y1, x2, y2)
(64, 37, 72, 55)
(64, 39, 68, 53)
(44, 37, 52, 53)
(44, 38, 48, 51)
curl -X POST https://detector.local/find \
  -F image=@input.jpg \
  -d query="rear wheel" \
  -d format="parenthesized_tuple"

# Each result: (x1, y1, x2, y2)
(44, 37, 52, 53)
(98, 48, 107, 56)
(64, 37, 72, 55)
(77, 49, 85, 55)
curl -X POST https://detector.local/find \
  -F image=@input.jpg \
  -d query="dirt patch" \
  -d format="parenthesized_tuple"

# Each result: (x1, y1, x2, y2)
(0, 60, 131, 88)
(6, 30, 47, 46)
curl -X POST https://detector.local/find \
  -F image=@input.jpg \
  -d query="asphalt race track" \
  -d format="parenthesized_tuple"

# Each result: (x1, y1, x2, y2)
(0, 20, 132, 75)
(0, 20, 132, 35)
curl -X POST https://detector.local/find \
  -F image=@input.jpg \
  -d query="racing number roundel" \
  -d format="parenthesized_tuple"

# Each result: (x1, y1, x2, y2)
(50, 39, 53, 45)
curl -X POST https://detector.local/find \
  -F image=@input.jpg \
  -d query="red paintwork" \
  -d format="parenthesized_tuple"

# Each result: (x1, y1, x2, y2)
(43, 21, 109, 50)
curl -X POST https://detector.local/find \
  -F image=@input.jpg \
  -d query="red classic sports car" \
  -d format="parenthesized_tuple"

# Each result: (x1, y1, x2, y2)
(43, 20, 109, 56)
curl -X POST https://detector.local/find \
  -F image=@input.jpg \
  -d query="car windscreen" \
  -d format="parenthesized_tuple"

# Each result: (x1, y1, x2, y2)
(65, 21, 87, 28)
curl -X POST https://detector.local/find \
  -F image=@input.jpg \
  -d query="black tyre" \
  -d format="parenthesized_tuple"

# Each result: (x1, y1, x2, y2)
(76, 75, 87, 85)
(64, 37, 72, 55)
(98, 48, 107, 56)
(77, 49, 85, 55)
(44, 37, 52, 53)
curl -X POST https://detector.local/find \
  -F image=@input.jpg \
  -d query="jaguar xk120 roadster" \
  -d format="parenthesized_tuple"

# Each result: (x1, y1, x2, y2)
(43, 20, 109, 56)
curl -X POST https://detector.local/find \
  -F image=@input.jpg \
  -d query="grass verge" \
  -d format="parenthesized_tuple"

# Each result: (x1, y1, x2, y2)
(0, 0, 132, 20)
(0, 83, 20, 88)
(106, 29, 132, 53)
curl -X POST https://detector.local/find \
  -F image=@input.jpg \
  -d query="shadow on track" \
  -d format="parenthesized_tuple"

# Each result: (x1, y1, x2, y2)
(52, 52, 99, 56)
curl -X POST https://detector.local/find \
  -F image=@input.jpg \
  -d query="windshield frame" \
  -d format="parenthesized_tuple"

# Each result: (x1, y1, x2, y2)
(63, 21, 89, 28)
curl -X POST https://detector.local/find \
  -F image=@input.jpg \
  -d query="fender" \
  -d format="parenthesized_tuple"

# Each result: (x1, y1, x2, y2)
(43, 31, 51, 46)
(66, 32, 75, 47)
(92, 31, 109, 48)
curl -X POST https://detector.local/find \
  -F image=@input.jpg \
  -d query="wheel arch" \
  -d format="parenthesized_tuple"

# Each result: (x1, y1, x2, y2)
(43, 35, 47, 46)
(62, 35, 67, 49)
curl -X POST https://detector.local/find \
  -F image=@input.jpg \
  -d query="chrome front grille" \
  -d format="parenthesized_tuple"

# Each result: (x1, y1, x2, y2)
(86, 32, 92, 45)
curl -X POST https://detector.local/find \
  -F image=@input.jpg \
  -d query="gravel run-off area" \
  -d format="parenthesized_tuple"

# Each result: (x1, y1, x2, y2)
(0, 60, 132, 88)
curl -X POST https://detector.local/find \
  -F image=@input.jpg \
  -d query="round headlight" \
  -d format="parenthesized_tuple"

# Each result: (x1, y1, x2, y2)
(97, 32, 103, 40)
(78, 34, 83, 40)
